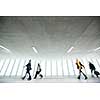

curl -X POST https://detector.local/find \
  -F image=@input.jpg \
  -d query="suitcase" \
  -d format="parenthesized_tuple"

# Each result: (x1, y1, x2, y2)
(94, 70, 100, 77)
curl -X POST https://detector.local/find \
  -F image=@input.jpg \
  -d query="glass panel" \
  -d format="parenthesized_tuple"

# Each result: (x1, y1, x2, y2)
(40, 60, 45, 77)
(52, 60, 56, 76)
(45, 60, 47, 77)
(5, 59, 15, 76)
(0, 59, 10, 76)
(57, 60, 63, 76)
(61, 60, 64, 76)
(17, 59, 25, 76)
(67, 59, 74, 75)
(32, 60, 37, 77)
(62, 59, 68, 75)
(46, 60, 51, 76)
(0, 59, 5, 72)
(11, 59, 20, 76)
(96, 59, 100, 69)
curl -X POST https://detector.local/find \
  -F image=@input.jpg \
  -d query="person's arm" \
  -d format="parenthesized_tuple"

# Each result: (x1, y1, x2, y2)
(23, 63, 28, 68)
(23, 65, 26, 68)
(80, 62, 85, 68)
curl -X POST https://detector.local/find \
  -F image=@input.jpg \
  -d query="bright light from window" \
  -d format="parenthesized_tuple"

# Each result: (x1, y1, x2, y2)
(0, 59, 10, 76)
(52, 60, 56, 76)
(0, 58, 99, 78)
(57, 60, 63, 76)
(17, 59, 25, 76)
(67, 59, 74, 75)
(5, 59, 15, 76)
(11, 59, 20, 76)
(0, 60, 5, 71)
(40, 60, 45, 77)
(62, 59, 68, 75)
(46, 60, 51, 76)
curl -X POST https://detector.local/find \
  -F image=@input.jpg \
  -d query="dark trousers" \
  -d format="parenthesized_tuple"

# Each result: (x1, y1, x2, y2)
(91, 69, 95, 77)
(34, 71, 43, 79)
(78, 70, 87, 79)
(22, 71, 31, 80)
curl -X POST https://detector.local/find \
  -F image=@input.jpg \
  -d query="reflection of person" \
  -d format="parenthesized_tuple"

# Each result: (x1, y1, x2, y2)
(76, 59, 88, 80)
(22, 60, 32, 80)
(34, 63, 43, 79)
(89, 62, 96, 77)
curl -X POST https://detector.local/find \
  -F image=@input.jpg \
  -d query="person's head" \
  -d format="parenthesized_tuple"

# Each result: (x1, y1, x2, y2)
(38, 63, 40, 67)
(89, 62, 93, 65)
(76, 58, 79, 63)
(89, 61, 91, 64)
(29, 60, 31, 63)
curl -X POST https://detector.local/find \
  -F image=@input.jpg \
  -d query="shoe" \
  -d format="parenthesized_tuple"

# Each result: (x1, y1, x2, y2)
(40, 74, 43, 79)
(96, 76, 99, 78)
(92, 75, 94, 77)
(22, 77, 25, 80)
(27, 76, 31, 80)
(27, 78, 31, 81)
(77, 76, 80, 79)
(85, 77, 88, 80)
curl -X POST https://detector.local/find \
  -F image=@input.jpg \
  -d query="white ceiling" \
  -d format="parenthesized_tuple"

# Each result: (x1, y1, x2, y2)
(0, 16, 100, 59)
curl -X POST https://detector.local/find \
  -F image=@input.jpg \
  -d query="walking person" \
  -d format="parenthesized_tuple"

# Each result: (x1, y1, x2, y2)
(89, 62, 96, 77)
(22, 60, 32, 80)
(34, 63, 43, 79)
(76, 59, 88, 80)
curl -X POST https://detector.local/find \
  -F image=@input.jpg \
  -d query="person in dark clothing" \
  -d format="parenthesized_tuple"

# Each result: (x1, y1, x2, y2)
(89, 62, 96, 77)
(34, 63, 43, 79)
(22, 60, 32, 80)
(76, 59, 88, 80)
(89, 62, 100, 78)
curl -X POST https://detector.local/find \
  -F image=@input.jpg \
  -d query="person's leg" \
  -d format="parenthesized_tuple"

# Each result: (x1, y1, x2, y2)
(91, 69, 93, 75)
(27, 71, 31, 80)
(95, 72, 99, 78)
(77, 70, 81, 79)
(91, 70, 94, 77)
(34, 71, 39, 79)
(96, 75, 99, 78)
(39, 74, 43, 79)
(81, 71, 88, 79)
(22, 72, 27, 80)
